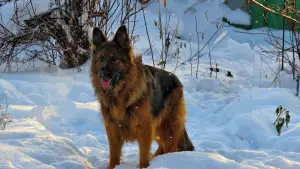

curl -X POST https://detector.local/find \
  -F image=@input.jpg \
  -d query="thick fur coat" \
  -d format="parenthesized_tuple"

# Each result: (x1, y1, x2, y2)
(90, 25, 194, 169)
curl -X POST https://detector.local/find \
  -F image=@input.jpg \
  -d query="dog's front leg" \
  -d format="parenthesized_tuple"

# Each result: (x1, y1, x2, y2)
(137, 124, 152, 168)
(106, 122, 124, 169)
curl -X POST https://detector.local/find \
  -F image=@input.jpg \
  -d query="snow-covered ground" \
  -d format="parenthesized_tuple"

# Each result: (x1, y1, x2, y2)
(1, 0, 300, 169)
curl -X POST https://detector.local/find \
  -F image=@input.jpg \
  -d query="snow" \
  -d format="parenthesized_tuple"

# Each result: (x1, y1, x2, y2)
(1, 0, 300, 169)
(221, 4, 251, 26)
(0, 0, 54, 34)
(0, 119, 92, 169)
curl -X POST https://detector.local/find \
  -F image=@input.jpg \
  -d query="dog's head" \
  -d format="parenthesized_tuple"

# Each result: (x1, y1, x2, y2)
(91, 25, 134, 90)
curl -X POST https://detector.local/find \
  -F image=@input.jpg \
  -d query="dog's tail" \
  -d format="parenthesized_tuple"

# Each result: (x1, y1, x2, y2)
(178, 127, 195, 151)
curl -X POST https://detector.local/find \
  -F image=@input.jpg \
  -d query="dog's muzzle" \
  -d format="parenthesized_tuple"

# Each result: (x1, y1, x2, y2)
(97, 68, 111, 79)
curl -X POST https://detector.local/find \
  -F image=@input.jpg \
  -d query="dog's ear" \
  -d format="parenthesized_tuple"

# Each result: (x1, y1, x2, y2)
(93, 27, 106, 47)
(113, 25, 131, 49)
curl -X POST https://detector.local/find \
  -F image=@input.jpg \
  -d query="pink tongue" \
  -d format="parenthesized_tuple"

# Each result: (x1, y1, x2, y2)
(100, 79, 111, 89)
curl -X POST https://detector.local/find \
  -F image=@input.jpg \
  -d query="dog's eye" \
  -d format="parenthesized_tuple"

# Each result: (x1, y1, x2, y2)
(111, 56, 117, 61)
(97, 57, 104, 62)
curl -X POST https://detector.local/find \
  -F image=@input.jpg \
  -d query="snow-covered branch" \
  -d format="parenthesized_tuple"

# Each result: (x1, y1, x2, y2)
(0, 0, 144, 71)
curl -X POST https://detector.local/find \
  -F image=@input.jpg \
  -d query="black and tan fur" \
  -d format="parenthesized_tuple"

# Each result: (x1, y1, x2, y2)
(90, 25, 194, 169)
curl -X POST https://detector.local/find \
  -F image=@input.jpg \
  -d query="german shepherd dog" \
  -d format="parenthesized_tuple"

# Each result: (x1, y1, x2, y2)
(90, 25, 194, 169)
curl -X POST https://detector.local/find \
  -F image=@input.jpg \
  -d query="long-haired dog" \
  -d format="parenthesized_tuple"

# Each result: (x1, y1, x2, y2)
(90, 25, 194, 169)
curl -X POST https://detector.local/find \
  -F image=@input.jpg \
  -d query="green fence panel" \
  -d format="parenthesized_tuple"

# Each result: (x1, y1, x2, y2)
(266, 0, 285, 29)
(251, 0, 266, 29)
(296, 0, 300, 32)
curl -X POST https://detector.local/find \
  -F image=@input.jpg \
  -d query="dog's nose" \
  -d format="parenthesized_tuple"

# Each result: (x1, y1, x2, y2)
(98, 68, 111, 78)
(98, 68, 105, 77)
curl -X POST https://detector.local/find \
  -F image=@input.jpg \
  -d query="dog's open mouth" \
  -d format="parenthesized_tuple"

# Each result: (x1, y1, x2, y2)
(100, 79, 111, 89)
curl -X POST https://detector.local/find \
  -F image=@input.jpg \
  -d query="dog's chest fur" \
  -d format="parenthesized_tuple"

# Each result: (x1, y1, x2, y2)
(108, 103, 145, 141)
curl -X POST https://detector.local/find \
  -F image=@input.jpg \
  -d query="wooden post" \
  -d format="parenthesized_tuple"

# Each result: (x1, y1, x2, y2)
(282, 0, 286, 71)
(296, 75, 299, 96)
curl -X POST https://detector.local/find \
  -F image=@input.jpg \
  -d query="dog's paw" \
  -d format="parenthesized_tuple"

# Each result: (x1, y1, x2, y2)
(138, 162, 150, 169)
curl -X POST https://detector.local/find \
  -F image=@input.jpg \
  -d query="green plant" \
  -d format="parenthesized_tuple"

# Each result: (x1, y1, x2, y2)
(273, 105, 291, 136)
